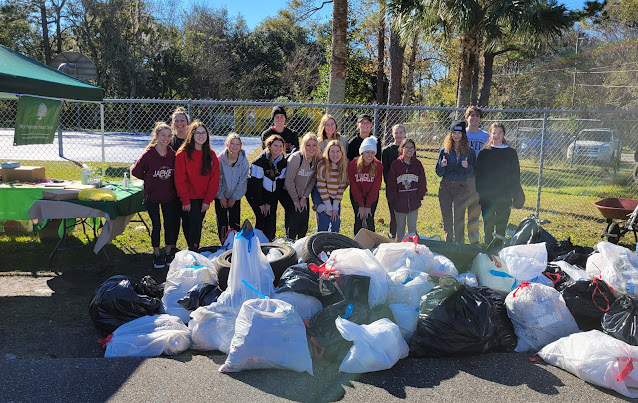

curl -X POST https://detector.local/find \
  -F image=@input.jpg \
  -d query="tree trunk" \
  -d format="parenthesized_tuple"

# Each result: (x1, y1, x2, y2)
(478, 50, 494, 107)
(328, 0, 348, 105)
(401, 32, 418, 105)
(39, 0, 51, 64)
(376, 0, 385, 105)
(471, 59, 479, 106)
(386, 25, 405, 145)
(457, 30, 479, 108)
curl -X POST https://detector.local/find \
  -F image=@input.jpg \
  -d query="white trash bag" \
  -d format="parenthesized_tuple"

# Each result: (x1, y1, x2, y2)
(374, 242, 433, 273)
(162, 255, 217, 324)
(387, 268, 434, 306)
(216, 229, 275, 312)
(275, 291, 323, 320)
(552, 260, 590, 281)
(104, 314, 191, 358)
(538, 330, 638, 398)
(430, 254, 459, 277)
(506, 282, 579, 352)
(336, 317, 409, 373)
(188, 302, 237, 353)
(499, 243, 547, 281)
(167, 250, 217, 277)
(455, 272, 478, 287)
(328, 248, 388, 308)
(219, 298, 313, 374)
(596, 241, 638, 297)
(471, 253, 516, 294)
(389, 304, 419, 339)
(293, 236, 308, 262)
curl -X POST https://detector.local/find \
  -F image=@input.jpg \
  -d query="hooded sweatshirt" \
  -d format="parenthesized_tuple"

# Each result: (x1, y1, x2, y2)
(131, 146, 177, 204)
(348, 158, 383, 208)
(284, 151, 317, 202)
(246, 150, 288, 207)
(216, 148, 249, 201)
(386, 155, 427, 214)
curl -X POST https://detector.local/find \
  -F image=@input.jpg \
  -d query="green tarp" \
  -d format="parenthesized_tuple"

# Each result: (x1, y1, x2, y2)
(0, 45, 103, 102)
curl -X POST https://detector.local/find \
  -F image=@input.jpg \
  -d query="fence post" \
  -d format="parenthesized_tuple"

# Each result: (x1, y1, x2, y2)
(373, 106, 379, 141)
(535, 112, 548, 217)
(101, 103, 105, 176)
(57, 121, 63, 158)
(187, 100, 192, 120)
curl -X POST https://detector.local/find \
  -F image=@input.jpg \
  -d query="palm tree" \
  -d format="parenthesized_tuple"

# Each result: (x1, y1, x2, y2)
(328, 0, 348, 104)
(388, 0, 572, 107)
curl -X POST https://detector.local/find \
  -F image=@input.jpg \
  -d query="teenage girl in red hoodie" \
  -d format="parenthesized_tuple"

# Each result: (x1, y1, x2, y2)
(175, 120, 220, 251)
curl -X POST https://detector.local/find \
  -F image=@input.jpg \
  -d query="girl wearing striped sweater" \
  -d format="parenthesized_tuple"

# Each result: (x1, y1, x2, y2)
(316, 140, 349, 232)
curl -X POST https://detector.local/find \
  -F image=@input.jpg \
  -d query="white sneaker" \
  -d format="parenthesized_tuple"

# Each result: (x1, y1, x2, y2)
(316, 204, 326, 213)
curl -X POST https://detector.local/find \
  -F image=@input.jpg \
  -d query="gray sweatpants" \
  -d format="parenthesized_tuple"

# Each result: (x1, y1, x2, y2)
(394, 209, 419, 242)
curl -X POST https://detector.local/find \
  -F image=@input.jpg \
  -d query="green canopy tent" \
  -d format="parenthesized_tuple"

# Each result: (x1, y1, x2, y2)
(0, 45, 103, 101)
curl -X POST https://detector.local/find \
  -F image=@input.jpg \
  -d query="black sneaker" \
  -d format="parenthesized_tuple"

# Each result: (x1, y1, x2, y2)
(153, 253, 166, 269)
(165, 248, 179, 265)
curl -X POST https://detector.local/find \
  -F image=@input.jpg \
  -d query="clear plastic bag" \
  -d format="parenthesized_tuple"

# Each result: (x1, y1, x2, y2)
(387, 268, 434, 306)
(597, 241, 638, 297)
(162, 264, 217, 324)
(168, 250, 217, 277)
(104, 314, 191, 358)
(216, 230, 275, 312)
(538, 330, 638, 398)
(220, 298, 313, 374)
(505, 282, 579, 352)
(374, 242, 434, 273)
(336, 317, 409, 373)
(188, 302, 237, 353)
(389, 304, 419, 339)
(586, 252, 604, 279)
(553, 260, 590, 281)
(499, 243, 547, 281)
(275, 291, 323, 320)
(327, 248, 388, 308)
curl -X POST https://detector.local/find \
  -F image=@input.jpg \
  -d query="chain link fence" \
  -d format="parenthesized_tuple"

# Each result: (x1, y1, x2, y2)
(1, 99, 637, 243)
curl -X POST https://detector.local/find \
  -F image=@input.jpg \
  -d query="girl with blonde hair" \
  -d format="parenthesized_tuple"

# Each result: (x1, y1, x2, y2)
(316, 139, 349, 232)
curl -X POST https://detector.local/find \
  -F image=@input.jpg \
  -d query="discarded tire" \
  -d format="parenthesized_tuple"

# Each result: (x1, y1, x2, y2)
(215, 243, 298, 290)
(301, 232, 362, 265)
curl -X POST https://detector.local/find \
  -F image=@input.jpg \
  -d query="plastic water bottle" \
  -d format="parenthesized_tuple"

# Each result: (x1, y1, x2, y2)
(123, 171, 129, 190)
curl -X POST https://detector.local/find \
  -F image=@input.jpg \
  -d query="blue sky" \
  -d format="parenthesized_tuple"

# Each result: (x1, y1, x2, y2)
(208, 0, 590, 29)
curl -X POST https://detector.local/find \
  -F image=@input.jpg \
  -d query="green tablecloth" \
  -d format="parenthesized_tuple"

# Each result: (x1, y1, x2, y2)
(0, 181, 145, 221)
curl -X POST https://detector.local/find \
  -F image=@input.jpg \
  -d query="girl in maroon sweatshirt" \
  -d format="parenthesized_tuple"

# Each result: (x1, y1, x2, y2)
(174, 120, 220, 251)
(348, 136, 383, 236)
(132, 122, 180, 269)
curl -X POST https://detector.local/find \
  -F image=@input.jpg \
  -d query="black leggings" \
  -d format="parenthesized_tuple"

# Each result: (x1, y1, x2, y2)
(146, 200, 180, 247)
(480, 199, 512, 247)
(186, 199, 207, 251)
(214, 198, 241, 243)
(285, 199, 310, 240)
(249, 192, 293, 241)
(350, 195, 378, 236)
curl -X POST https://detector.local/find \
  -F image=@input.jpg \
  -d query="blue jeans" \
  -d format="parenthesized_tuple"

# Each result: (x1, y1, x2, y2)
(317, 198, 341, 232)
(311, 186, 322, 208)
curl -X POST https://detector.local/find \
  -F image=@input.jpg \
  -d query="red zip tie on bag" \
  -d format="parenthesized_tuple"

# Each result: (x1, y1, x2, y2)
(401, 235, 420, 252)
(513, 281, 531, 298)
(617, 358, 634, 381)
(96, 333, 113, 351)
(591, 277, 611, 313)
(308, 262, 337, 277)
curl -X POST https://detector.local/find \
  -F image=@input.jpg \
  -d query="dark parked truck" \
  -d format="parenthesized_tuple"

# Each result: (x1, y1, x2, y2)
(567, 128, 622, 168)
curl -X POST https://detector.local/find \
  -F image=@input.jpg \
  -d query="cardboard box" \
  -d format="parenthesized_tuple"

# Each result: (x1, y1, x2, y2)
(0, 166, 45, 182)
(354, 228, 394, 249)
(42, 189, 80, 201)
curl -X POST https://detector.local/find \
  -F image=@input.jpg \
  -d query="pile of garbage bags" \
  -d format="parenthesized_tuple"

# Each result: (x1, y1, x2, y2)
(89, 219, 638, 397)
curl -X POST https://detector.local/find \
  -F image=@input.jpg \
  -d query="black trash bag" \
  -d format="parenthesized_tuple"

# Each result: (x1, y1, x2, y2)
(553, 248, 594, 269)
(543, 263, 570, 289)
(505, 215, 557, 255)
(318, 274, 370, 307)
(410, 283, 516, 357)
(602, 295, 638, 346)
(306, 300, 369, 362)
(559, 279, 616, 331)
(177, 283, 223, 311)
(89, 275, 163, 336)
(275, 263, 321, 298)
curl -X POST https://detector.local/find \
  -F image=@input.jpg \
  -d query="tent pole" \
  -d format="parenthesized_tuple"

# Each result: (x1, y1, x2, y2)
(101, 103, 105, 176)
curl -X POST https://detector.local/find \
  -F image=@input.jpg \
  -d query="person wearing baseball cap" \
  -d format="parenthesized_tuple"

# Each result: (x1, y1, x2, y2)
(435, 119, 476, 243)
(348, 135, 383, 236)
(260, 105, 300, 154)
(347, 113, 381, 161)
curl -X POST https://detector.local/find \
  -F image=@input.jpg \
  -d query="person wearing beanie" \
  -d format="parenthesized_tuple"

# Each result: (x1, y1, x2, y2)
(347, 113, 382, 161)
(348, 135, 383, 235)
(260, 105, 299, 154)
(435, 120, 476, 243)
(475, 122, 521, 247)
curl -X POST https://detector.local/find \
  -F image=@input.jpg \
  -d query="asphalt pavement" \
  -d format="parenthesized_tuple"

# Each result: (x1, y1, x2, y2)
(0, 351, 632, 402)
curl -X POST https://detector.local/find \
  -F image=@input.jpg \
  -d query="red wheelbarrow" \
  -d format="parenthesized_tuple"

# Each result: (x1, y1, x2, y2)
(594, 198, 638, 244)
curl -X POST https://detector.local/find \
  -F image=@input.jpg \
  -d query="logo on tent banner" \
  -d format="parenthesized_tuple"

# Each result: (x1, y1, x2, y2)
(14, 96, 62, 146)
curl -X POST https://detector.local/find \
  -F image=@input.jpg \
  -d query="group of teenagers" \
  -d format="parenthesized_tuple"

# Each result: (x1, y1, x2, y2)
(132, 105, 521, 269)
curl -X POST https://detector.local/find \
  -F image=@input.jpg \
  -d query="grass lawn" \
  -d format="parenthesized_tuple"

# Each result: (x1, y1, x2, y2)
(1, 149, 637, 273)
